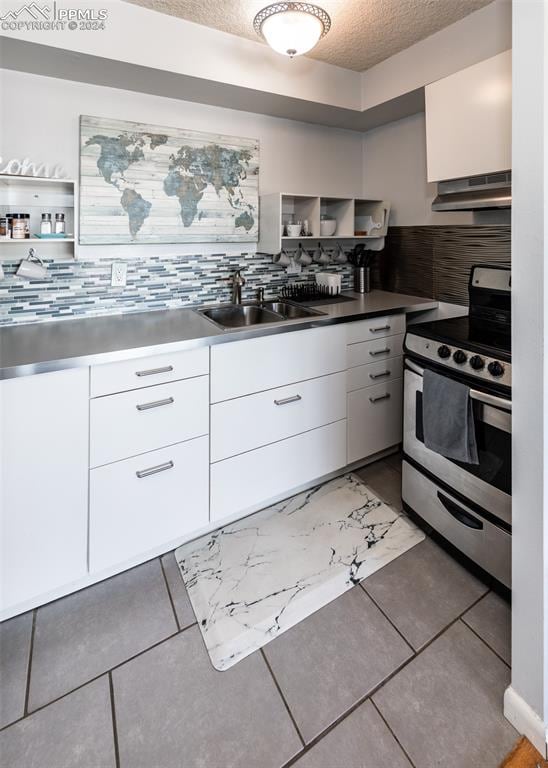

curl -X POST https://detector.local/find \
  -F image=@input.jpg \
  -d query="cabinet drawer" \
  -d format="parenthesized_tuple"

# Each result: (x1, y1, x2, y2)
(91, 347, 209, 397)
(347, 378, 403, 464)
(211, 420, 347, 522)
(211, 371, 346, 462)
(90, 437, 209, 572)
(347, 334, 404, 369)
(346, 314, 405, 344)
(211, 325, 346, 403)
(90, 376, 208, 467)
(347, 357, 403, 392)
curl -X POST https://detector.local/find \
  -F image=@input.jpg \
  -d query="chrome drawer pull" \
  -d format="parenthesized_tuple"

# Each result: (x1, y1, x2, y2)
(274, 394, 302, 406)
(370, 325, 391, 333)
(369, 348, 391, 357)
(369, 393, 391, 403)
(136, 397, 174, 411)
(135, 365, 174, 377)
(136, 460, 174, 479)
(369, 370, 391, 380)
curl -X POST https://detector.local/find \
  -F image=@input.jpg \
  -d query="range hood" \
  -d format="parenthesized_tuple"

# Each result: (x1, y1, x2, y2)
(432, 172, 511, 211)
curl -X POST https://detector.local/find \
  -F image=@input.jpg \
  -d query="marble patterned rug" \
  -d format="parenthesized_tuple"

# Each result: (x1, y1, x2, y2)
(175, 473, 424, 671)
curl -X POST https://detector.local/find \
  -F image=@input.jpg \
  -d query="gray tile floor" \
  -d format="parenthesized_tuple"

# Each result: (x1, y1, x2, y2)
(0, 454, 516, 768)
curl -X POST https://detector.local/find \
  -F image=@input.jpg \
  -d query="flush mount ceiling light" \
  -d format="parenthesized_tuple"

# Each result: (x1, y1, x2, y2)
(253, 2, 331, 58)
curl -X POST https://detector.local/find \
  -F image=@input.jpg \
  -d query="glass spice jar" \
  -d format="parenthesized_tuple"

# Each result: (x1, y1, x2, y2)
(54, 213, 65, 235)
(11, 213, 26, 240)
(41, 213, 52, 235)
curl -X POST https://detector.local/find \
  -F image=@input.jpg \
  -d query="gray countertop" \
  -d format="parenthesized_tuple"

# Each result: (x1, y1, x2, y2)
(0, 290, 437, 380)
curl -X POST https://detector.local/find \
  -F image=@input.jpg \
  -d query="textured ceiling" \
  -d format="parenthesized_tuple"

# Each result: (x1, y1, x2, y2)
(124, 0, 495, 72)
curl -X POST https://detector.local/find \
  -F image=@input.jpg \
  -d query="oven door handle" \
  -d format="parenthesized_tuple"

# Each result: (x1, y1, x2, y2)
(437, 492, 484, 530)
(405, 359, 511, 412)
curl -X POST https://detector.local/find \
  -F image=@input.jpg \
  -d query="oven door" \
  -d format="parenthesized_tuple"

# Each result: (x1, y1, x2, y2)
(403, 358, 511, 526)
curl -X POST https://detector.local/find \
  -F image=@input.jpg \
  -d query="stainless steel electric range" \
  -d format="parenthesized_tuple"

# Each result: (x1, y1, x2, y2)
(402, 265, 511, 588)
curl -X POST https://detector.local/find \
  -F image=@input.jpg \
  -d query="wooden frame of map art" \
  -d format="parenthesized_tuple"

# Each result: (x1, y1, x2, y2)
(79, 115, 259, 245)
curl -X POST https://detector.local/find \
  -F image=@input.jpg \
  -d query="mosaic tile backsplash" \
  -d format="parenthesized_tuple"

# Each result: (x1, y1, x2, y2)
(0, 252, 354, 326)
(1, 225, 511, 326)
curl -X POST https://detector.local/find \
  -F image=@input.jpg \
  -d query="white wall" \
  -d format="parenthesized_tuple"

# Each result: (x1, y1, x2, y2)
(0, 69, 363, 259)
(0, 0, 361, 111)
(362, 110, 512, 227)
(504, 0, 548, 756)
(362, 113, 473, 226)
(361, 0, 512, 110)
(360, 0, 512, 228)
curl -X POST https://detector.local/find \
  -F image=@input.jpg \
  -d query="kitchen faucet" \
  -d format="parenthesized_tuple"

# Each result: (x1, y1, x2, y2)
(230, 270, 246, 304)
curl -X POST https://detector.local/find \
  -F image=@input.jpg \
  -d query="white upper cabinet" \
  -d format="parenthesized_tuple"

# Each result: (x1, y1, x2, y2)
(425, 50, 512, 182)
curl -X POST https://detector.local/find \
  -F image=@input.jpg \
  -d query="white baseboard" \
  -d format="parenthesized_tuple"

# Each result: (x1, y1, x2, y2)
(504, 685, 548, 758)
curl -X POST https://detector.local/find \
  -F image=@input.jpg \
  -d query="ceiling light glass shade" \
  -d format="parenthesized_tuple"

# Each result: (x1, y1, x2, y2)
(254, 3, 331, 58)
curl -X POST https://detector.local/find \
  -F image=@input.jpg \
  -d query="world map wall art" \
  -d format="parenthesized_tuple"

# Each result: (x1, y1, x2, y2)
(79, 116, 259, 244)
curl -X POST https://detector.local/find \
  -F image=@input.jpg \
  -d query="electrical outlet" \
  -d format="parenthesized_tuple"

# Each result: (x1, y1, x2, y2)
(111, 262, 127, 287)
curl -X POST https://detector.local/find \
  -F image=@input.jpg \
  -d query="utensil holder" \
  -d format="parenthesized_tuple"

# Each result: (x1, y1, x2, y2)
(354, 267, 370, 294)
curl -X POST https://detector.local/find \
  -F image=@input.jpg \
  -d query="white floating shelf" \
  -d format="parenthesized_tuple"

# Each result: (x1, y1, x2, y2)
(0, 175, 76, 187)
(258, 192, 390, 254)
(0, 238, 75, 245)
(0, 174, 77, 260)
(281, 235, 381, 241)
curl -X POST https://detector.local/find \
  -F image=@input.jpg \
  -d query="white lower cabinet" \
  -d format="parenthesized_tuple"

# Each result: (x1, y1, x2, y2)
(347, 356, 403, 393)
(347, 378, 403, 464)
(90, 375, 209, 467)
(211, 371, 346, 463)
(347, 333, 404, 369)
(0, 369, 89, 613)
(345, 312, 404, 464)
(346, 314, 406, 343)
(89, 436, 209, 572)
(90, 347, 209, 397)
(211, 420, 347, 522)
(211, 324, 346, 402)
(2, 312, 410, 617)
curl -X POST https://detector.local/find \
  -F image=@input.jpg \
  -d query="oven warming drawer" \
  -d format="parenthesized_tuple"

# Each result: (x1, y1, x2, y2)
(402, 460, 511, 588)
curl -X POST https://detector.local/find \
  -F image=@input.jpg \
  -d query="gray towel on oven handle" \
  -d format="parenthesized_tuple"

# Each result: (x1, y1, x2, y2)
(422, 368, 479, 465)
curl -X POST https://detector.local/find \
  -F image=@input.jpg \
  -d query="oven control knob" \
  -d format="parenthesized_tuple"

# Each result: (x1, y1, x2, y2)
(453, 350, 467, 364)
(437, 345, 451, 359)
(488, 360, 505, 377)
(469, 355, 485, 370)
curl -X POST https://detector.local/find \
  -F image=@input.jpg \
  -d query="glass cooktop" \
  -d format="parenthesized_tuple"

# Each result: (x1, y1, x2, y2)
(410, 315, 511, 362)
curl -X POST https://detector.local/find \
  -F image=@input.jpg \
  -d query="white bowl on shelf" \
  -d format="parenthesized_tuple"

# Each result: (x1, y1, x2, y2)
(320, 219, 337, 237)
(286, 224, 302, 237)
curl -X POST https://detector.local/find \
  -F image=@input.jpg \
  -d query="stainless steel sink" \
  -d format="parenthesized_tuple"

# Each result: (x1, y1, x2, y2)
(196, 301, 324, 330)
(198, 304, 283, 329)
(262, 301, 323, 320)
